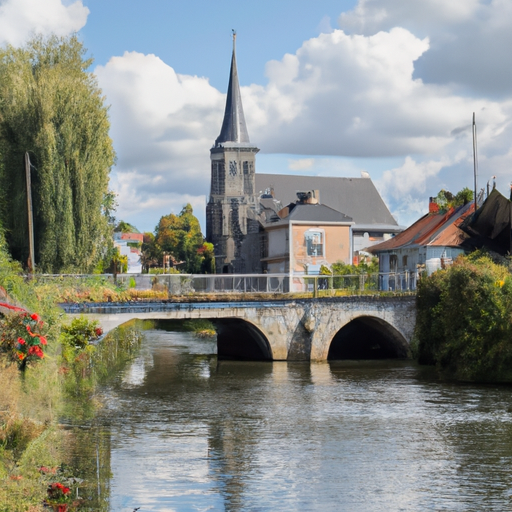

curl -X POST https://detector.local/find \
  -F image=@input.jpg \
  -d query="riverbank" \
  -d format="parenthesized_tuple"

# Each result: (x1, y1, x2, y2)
(0, 235, 145, 510)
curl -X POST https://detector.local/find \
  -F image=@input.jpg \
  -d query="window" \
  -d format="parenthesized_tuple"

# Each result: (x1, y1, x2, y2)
(390, 254, 398, 272)
(305, 230, 324, 257)
(402, 255, 408, 268)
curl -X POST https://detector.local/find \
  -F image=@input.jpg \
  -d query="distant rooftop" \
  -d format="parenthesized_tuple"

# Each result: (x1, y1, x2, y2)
(255, 174, 399, 229)
(266, 202, 353, 227)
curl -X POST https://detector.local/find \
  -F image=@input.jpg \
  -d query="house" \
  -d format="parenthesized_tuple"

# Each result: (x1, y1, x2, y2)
(262, 190, 354, 274)
(255, 174, 401, 256)
(113, 232, 143, 274)
(368, 199, 475, 289)
(206, 33, 400, 274)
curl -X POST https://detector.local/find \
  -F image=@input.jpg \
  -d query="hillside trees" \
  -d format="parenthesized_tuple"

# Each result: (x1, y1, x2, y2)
(0, 35, 116, 272)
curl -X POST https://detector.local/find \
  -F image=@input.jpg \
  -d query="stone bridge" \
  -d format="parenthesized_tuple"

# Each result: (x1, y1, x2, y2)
(60, 295, 416, 362)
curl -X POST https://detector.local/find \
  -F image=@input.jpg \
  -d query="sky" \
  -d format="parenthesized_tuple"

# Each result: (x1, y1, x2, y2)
(1, 0, 512, 233)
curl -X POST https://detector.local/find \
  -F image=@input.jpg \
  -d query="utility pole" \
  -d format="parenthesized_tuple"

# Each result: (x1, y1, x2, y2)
(472, 113, 478, 212)
(25, 152, 35, 273)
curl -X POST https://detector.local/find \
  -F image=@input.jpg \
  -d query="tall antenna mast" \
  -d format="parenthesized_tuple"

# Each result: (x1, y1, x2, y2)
(472, 112, 478, 212)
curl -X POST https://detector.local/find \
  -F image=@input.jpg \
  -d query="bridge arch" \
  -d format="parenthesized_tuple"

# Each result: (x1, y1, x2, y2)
(214, 318, 273, 361)
(80, 312, 274, 362)
(327, 315, 410, 360)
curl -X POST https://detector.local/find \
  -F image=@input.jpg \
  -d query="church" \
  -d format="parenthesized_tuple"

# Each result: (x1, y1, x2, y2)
(206, 35, 401, 275)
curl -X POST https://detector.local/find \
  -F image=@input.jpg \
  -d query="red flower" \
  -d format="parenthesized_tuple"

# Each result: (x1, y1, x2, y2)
(30, 313, 41, 321)
(17, 337, 25, 345)
(95, 327, 103, 337)
(39, 336, 47, 345)
(28, 345, 44, 358)
(18, 353, 25, 360)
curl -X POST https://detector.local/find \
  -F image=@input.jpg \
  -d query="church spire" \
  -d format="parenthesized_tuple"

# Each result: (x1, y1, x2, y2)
(215, 31, 251, 146)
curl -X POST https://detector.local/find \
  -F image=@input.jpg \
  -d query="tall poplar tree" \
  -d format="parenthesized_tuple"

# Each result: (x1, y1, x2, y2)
(0, 35, 116, 272)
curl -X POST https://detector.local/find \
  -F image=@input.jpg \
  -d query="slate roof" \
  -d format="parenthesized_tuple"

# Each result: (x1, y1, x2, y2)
(215, 36, 251, 146)
(255, 174, 399, 229)
(368, 202, 474, 253)
(266, 203, 353, 228)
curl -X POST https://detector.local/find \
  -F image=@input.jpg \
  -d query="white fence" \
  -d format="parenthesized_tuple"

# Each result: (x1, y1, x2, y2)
(35, 271, 419, 295)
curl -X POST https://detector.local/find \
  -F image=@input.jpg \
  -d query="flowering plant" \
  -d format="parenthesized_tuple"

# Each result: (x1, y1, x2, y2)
(46, 482, 71, 509)
(0, 310, 47, 369)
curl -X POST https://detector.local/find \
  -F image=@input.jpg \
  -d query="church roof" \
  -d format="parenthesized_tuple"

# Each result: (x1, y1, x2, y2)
(215, 34, 251, 146)
(255, 174, 399, 229)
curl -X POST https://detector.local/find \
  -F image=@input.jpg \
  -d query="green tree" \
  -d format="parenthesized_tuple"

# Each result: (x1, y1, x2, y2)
(115, 220, 139, 234)
(0, 35, 116, 272)
(154, 204, 209, 273)
(435, 187, 473, 211)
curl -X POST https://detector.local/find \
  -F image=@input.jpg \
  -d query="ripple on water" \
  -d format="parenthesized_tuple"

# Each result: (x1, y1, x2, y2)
(82, 330, 512, 512)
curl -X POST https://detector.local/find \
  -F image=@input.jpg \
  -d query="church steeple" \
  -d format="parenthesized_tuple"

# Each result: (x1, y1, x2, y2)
(215, 31, 250, 146)
(207, 32, 260, 274)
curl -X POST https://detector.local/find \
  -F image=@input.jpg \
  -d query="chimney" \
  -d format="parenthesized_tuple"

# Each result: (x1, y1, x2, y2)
(429, 197, 439, 213)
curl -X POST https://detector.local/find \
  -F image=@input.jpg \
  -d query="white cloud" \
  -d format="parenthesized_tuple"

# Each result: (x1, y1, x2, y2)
(95, 51, 224, 196)
(242, 26, 504, 162)
(0, 0, 89, 46)
(111, 169, 207, 233)
(381, 156, 449, 198)
(338, 0, 512, 97)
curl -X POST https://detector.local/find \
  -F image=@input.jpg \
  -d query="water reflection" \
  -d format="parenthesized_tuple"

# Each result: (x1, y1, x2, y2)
(67, 328, 512, 512)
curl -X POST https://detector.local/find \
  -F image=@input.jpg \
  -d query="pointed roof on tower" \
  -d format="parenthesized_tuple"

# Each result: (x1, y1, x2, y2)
(215, 31, 251, 147)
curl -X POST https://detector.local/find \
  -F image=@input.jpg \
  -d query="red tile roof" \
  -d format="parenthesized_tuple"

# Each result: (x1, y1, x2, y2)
(368, 202, 473, 253)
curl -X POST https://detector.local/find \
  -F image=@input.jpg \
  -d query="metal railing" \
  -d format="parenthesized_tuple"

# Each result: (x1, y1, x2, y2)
(34, 271, 418, 296)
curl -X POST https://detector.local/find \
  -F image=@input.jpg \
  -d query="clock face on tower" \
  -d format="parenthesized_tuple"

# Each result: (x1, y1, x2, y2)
(229, 160, 238, 176)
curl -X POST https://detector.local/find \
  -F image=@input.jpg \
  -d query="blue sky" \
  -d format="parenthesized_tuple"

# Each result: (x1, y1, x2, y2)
(80, 1, 357, 89)
(1, 0, 512, 233)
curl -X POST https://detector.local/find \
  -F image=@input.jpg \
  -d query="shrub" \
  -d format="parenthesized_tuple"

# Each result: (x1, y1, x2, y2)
(60, 317, 102, 350)
(415, 253, 512, 381)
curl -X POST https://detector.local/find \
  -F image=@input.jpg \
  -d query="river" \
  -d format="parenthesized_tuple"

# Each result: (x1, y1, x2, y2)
(68, 325, 512, 511)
